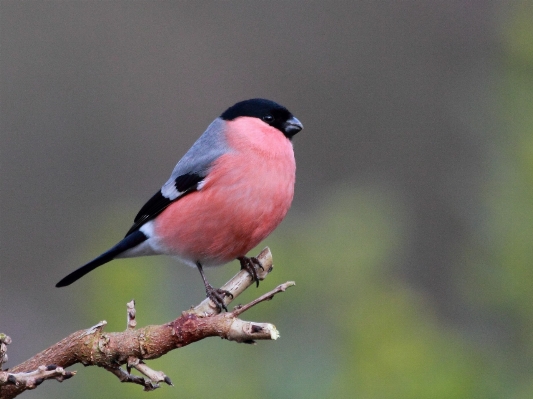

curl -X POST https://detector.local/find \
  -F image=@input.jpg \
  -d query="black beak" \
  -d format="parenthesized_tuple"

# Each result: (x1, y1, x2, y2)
(283, 116, 303, 138)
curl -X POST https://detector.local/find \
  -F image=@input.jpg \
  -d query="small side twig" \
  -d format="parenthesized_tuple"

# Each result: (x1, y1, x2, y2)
(0, 335, 76, 390)
(0, 334, 11, 369)
(118, 301, 172, 389)
(127, 357, 173, 389)
(0, 364, 75, 390)
(126, 300, 136, 330)
(232, 281, 296, 317)
(104, 366, 150, 389)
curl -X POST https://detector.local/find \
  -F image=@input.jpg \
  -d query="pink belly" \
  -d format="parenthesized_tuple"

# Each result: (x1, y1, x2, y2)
(153, 152, 295, 266)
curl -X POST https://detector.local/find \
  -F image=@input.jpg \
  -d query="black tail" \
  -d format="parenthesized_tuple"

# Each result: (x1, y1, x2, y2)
(56, 230, 147, 287)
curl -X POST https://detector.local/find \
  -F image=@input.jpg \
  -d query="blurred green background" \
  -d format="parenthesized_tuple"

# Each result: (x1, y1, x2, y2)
(2, 1, 533, 398)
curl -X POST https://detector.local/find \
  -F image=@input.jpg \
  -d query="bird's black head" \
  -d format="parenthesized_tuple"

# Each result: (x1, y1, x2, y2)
(220, 98, 303, 139)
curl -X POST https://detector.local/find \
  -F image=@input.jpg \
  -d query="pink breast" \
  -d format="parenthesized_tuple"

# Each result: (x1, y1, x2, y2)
(153, 118, 296, 266)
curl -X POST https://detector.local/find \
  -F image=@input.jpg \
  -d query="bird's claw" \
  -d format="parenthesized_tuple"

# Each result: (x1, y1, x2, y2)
(238, 256, 264, 288)
(205, 284, 233, 312)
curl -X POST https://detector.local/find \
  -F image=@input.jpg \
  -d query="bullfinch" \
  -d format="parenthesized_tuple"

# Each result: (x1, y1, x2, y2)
(56, 98, 303, 311)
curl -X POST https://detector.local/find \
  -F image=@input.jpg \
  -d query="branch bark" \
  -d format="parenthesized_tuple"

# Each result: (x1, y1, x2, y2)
(0, 247, 294, 399)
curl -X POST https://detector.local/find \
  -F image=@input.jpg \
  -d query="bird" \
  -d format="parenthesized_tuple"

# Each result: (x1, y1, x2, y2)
(56, 98, 303, 311)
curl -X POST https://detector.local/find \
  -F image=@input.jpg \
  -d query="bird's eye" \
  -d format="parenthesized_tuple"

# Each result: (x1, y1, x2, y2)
(262, 114, 274, 123)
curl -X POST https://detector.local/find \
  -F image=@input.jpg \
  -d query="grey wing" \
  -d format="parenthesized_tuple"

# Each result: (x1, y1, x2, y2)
(161, 118, 229, 200)
(125, 118, 229, 236)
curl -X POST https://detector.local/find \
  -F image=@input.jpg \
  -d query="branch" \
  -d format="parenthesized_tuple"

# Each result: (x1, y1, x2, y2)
(0, 247, 294, 399)
(1, 335, 76, 390)
(0, 365, 75, 391)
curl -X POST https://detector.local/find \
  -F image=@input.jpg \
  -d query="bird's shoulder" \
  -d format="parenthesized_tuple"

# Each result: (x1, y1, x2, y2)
(125, 118, 229, 237)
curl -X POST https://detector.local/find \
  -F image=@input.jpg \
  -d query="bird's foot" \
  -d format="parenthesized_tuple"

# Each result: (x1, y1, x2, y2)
(238, 256, 264, 288)
(205, 284, 233, 312)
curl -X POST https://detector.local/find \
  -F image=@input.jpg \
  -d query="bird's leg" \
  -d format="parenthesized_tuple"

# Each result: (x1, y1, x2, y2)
(196, 262, 233, 312)
(237, 256, 264, 288)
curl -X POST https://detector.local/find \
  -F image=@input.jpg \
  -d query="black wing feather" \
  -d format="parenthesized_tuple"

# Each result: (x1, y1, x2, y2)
(125, 172, 204, 237)
(175, 173, 204, 192)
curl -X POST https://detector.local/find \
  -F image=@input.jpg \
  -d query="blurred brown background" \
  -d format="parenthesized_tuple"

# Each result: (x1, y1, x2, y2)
(2, 1, 533, 398)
